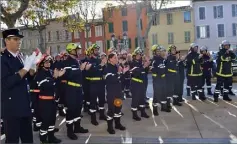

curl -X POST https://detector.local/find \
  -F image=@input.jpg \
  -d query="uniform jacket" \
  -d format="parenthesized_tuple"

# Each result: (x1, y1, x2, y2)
(151, 55, 166, 78)
(166, 55, 178, 73)
(130, 59, 144, 82)
(1, 49, 32, 117)
(201, 54, 213, 74)
(186, 51, 203, 76)
(87, 56, 105, 82)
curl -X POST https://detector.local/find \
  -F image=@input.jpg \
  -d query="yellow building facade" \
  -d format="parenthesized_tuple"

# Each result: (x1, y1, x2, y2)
(148, 6, 194, 55)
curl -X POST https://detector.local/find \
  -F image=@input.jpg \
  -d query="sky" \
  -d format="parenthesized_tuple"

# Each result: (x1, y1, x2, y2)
(0, 1, 191, 29)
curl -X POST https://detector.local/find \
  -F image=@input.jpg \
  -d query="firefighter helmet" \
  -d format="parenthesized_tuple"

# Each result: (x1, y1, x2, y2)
(66, 43, 81, 53)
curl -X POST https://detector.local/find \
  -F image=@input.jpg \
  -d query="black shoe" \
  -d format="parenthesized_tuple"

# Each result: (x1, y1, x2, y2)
(192, 95, 197, 100)
(48, 131, 62, 143)
(223, 97, 232, 102)
(74, 120, 89, 133)
(99, 109, 107, 121)
(54, 128, 59, 133)
(107, 119, 115, 134)
(91, 112, 99, 126)
(179, 97, 184, 102)
(152, 106, 159, 116)
(39, 133, 48, 144)
(132, 111, 141, 121)
(214, 97, 218, 103)
(66, 124, 78, 140)
(229, 90, 235, 96)
(166, 98, 172, 110)
(140, 108, 150, 118)
(161, 103, 171, 112)
(173, 97, 182, 106)
(199, 97, 206, 101)
(114, 117, 126, 131)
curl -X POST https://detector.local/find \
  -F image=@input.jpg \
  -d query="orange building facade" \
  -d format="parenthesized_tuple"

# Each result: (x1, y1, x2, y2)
(103, 3, 148, 53)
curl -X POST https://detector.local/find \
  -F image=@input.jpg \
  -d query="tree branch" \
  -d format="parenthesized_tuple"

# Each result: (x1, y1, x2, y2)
(12, 0, 30, 19)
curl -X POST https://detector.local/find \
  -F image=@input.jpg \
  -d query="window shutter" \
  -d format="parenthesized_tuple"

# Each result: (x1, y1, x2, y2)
(107, 40, 110, 49)
(233, 23, 237, 36)
(196, 26, 200, 38)
(232, 4, 236, 17)
(220, 6, 223, 18)
(128, 38, 131, 49)
(214, 6, 217, 18)
(140, 19, 143, 30)
(206, 25, 210, 38)
(135, 37, 138, 48)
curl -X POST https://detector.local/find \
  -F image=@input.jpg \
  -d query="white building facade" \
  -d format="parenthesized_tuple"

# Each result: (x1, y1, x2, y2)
(192, 0, 237, 51)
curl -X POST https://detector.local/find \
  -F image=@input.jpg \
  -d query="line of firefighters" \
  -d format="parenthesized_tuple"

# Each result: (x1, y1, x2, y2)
(1, 40, 236, 143)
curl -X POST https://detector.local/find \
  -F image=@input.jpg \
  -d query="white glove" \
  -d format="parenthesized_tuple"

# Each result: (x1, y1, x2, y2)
(23, 52, 37, 71)
(30, 52, 42, 70)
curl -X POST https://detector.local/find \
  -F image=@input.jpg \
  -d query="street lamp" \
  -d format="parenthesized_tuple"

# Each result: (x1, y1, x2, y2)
(85, 23, 91, 48)
(110, 33, 116, 49)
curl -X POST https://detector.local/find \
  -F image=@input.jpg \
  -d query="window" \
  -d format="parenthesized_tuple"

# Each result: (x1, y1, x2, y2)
(28, 31, 32, 36)
(140, 19, 143, 30)
(57, 45, 60, 53)
(217, 24, 225, 37)
(152, 33, 158, 45)
(199, 7, 205, 20)
(121, 7, 127, 16)
(168, 32, 174, 44)
(84, 29, 91, 38)
(108, 22, 114, 33)
(36, 38, 40, 46)
(108, 9, 113, 18)
(48, 31, 51, 41)
(184, 31, 191, 43)
(56, 31, 60, 40)
(167, 13, 173, 25)
(85, 41, 92, 49)
(151, 14, 159, 26)
(233, 23, 237, 36)
(122, 20, 128, 32)
(196, 26, 210, 39)
(95, 26, 102, 37)
(184, 11, 191, 23)
(214, 5, 223, 19)
(232, 4, 237, 17)
(65, 30, 69, 40)
(74, 30, 80, 39)
(96, 41, 103, 52)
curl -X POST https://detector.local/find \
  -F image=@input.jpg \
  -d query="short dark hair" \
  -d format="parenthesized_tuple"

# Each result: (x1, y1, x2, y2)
(108, 52, 116, 60)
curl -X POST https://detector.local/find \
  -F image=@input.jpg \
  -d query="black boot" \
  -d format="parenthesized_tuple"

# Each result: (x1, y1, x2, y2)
(54, 128, 59, 133)
(114, 117, 126, 131)
(213, 92, 219, 102)
(132, 110, 141, 121)
(48, 131, 61, 143)
(166, 98, 172, 110)
(91, 112, 99, 126)
(152, 106, 159, 116)
(83, 103, 89, 112)
(39, 130, 48, 143)
(74, 120, 89, 133)
(107, 119, 115, 134)
(66, 123, 78, 140)
(192, 94, 197, 100)
(187, 88, 190, 96)
(173, 97, 182, 106)
(99, 109, 107, 120)
(140, 107, 150, 118)
(223, 93, 232, 101)
(161, 103, 171, 112)
(207, 88, 213, 95)
(229, 90, 235, 96)
(178, 97, 184, 102)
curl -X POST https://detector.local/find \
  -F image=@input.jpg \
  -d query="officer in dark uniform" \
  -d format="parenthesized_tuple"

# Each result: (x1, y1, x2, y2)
(104, 52, 126, 134)
(1, 29, 37, 143)
(186, 43, 206, 101)
(87, 44, 106, 126)
(151, 45, 171, 113)
(213, 40, 236, 102)
(166, 45, 182, 106)
(35, 54, 62, 143)
(200, 46, 213, 95)
(81, 48, 92, 113)
(130, 47, 150, 121)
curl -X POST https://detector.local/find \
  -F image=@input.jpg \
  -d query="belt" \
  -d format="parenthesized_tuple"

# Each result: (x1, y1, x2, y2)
(131, 78, 143, 83)
(88, 77, 103, 81)
(168, 69, 177, 73)
(67, 81, 82, 87)
(30, 89, 40, 93)
(39, 96, 54, 100)
(85, 77, 91, 80)
(61, 80, 67, 83)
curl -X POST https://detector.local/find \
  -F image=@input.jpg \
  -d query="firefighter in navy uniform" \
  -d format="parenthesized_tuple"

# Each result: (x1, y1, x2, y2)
(213, 40, 236, 102)
(87, 44, 107, 126)
(186, 43, 206, 101)
(151, 45, 171, 114)
(81, 48, 92, 113)
(130, 47, 150, 121)
(104, 53, 126, 134)
(200, 46, 214, 95)
(62, 43, 89, 140)
(166, 45, 182, 106)
(1, 29, 41, 143)
(35, 54, 62, 143)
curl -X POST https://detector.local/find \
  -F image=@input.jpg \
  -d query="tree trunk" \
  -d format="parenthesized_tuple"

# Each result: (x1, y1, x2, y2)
(38, 29, 45, 53)
(86, 30, 89, 48)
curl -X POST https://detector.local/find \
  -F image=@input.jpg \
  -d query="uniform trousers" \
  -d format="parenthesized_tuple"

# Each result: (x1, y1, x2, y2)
(131, 81, 145, 111)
